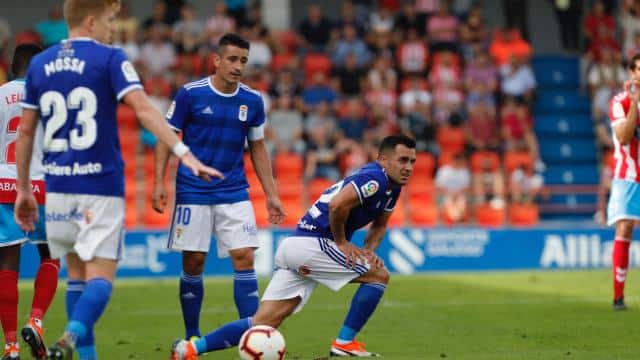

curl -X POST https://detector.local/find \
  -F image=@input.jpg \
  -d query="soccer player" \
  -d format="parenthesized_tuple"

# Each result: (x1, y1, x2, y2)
(152, 33, 286, 341)
(13, 1, 222, 359)
(0, 44, 59, 360)
(170, 135, 417, 359)
(607, 53, 640, 311)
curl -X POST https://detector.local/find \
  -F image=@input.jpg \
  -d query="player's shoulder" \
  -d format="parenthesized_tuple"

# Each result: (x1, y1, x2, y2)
(349, 162, 388, 184)
(181, 77, 211, 93)
(0, 79, 23, 93)
(237, 82, 264, 103)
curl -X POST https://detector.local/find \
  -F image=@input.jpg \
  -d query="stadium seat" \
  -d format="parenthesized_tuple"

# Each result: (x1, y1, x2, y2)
(142, 208, 171, 229)
(276, 30, 300, 53)
(281, 199, 306, 228)
(504, 151, 533, 174)
(387, 199, 407, 228)
(278, 180, 304, 202)
(436, 125, 465, 155)
(125, 206, 139, 229)
(144, 76, 172, 98)
(117, 104, 137, 129)
(475, 203, 506, 227)
(406, 176, 435, 204)
(308, 178, 334, 201)
(413, 152, 436, 178)
(408, 199, 438, 227)
(253, 199, 271, 228)
(400, 77, 428, 92)
(470, 151, 500, 173)
(303, 53, 332, 77)
(271, 53, 295, 73)
(275, 152, 304, 178)
(509, 203, 539, 226)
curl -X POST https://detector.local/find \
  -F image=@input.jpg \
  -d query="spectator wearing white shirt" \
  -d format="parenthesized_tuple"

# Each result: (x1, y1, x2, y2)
(500, 54, 536, 104)
(436, 153, 471, 223)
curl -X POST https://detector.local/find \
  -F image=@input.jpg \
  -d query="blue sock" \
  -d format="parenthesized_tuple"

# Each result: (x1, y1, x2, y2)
(180, 272, 203, 338)
(66, 280, 96, 359)
(233, 270, 259, 318)
(194, 318, 252, 354)
(337, 283, 386, 342)
(66, 278, 112, 344)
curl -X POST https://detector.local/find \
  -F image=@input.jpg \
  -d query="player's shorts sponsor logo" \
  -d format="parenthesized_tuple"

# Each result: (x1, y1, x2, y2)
(239, 105, 248, 121)
(243, 223, 257, 236)
(121, 61, 140, 82)
(166, 101, 176, 119)
(46, 209, 83, 222)
(360, 180, 379, 198)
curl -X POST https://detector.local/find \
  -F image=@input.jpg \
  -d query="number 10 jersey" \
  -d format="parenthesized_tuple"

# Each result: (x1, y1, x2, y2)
(20, 38, 143, 197)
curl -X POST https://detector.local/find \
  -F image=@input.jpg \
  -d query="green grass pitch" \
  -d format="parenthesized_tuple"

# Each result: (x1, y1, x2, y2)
(16, 270, 640, 359)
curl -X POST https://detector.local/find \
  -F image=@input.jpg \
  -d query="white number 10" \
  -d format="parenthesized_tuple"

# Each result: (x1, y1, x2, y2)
(40, 87, 97, 152)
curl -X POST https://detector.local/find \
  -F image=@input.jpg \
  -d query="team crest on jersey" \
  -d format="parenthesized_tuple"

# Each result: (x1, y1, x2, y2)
(238, 105, 248, 121)
(360, 180, 379, 198)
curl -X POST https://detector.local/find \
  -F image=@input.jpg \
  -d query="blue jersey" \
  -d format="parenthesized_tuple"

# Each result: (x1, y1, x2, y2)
(295, 162, 401, 241)
(167, 77, 266, 205)
(20, 38, 142, 197)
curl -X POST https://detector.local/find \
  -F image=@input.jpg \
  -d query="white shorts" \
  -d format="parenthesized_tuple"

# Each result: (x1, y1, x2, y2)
(167, 201, 259, 258)
(262, 236, 370, 314)
(45, 193, 125, 261)
(607, 179, 640, 226)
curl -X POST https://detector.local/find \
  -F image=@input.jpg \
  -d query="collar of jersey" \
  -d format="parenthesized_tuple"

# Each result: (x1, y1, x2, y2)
(63, 37, 98, 43)
(208, 76, 239, 97)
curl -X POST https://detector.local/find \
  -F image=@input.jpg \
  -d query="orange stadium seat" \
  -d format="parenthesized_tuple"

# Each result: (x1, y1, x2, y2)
(475, 203, 506, 228)
(275, 152, 304, 177)
(387, 199, 407, 228)
(413, 152, 436, 178)
(278, 179, 304, 202)
(142, 208, 171, 229)
(470, 151, 501, 173)
(125, 206, 139, 228)
(308, 178, 334, 201)
(400, 77, 428, 92)
(436, 125, 465, 155)
(408, 201, 438, 227)
(253, 199, 271, 228)
(509, 203, 539, 226)
(303, 53, 332, 77)
(271, 53, 295, 73)
(504, 151, 534, 175)
(281, 199, 306, 228)
(277, 30, 300, 53)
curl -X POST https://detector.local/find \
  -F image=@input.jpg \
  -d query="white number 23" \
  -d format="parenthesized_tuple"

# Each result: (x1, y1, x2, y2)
(40, 87, 97, 152)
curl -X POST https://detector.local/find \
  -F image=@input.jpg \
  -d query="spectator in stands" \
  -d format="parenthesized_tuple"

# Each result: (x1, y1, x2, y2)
(396, 27, 429, 75)
(583, 1, 616, 56)
(550, 0, 582, 52)
(113, 1, 139, 45)
(459, 6, 489, 61)
(370, 7, 395, 36)
(140, 24, 176, 76)
(502, 0, 529, 41)
(426, 0, 459, 53)
(334, 1, 366, 37)
(368, 55, 398, 91)
(394, 1, 424, 38)
(338, 98, 368, 141)
(472, 157, 506, 209)
(331, 24, 372, 69)
(267, 95, 305, 154)
(304, 123, 340, 182)
(225, 0, 248, 26)
(500, 96, 540, 161)
(499, 54, 536, 104)
(205, 2, 236, 48)
(625, 31, 640, 64)
(141, 78, 172, 149)
(489, 28, 532, 66)
(436, 152, 471, 224)
(302, 72, 337, 111)
(465, 50, 498, 116)
(172, 3, 204, 54)
(244, 25, 272, 70)
(143, 0, 171, 40)
(400, 76, 432, 115)
(510, 164, 543, 204)
(399, 77, 437, 154)
(415, 0, 440, 17)
(587, 46, 626, 98)
(35, 6, 68, 47)
(619, 0, 640, 62)
(269, 69, 303, 103)
(299, 4, 333, 52)
(331, 53, 366, 97)
(466, 102, 500, 152)
(305, 101, 337, 136)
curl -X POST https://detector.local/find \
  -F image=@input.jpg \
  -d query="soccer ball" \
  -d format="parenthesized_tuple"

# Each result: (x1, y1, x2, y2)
(238, 325, 286, 360)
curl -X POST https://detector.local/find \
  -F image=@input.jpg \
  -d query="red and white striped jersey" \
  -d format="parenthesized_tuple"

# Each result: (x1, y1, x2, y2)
(609, 90, 640, 182)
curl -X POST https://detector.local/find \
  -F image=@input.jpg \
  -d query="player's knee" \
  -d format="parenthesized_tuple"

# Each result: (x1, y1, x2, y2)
(230, 248, 255, 270)
(616, 220, 635, 239)
(182, 253, 206, 274)
(371, 268, 390, 285)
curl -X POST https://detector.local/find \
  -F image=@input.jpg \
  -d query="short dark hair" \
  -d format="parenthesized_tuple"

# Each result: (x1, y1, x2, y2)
(378, 135, 416, 154)
(11, 43, 43, 78)
(630, 53, 640, 70)
(218, 33, 250, 53)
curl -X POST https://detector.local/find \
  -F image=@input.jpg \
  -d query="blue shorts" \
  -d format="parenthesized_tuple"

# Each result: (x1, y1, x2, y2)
(0, 204, 46, 246)
(607, 179, 640, 226)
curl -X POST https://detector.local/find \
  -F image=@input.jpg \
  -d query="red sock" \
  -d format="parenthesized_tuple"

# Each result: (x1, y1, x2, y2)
(613, 239, 631, 301)
(30, 259, 60, 320)
(0, 270, 18, 343)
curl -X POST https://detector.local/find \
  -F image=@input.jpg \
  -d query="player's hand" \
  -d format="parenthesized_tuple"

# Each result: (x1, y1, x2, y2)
(266, 196, 287, 224)
(625, 80, 640, 101)
(14, 191, 38, 232)
(366, 250, 385, 270)
(152, 182, 167, 213)
(336, 242, 370, 268)
(180, 152, 224, 182)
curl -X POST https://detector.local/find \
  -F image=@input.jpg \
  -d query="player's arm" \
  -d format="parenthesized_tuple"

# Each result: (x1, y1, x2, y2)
(614, 81, 640, 145)
(123, 90, 223, 181)
(328, 185, 372, 267)
(248, 138, 286, 224)
(363, 211, 392, 252)
(152, 137, 173, 213)
(13, 108, 39, 231)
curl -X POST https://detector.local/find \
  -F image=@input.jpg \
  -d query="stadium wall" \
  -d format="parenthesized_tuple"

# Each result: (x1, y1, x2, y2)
(16, 227, 637, 278)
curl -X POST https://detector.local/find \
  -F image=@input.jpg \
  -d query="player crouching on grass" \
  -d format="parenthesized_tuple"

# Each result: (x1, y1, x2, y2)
(170, 135, 417, 359)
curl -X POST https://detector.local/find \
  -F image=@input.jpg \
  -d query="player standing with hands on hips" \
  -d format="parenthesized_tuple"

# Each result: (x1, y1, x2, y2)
(607, 53, 640, 311)
(14, 1, 222, 359)
(152, 33, 286, 341)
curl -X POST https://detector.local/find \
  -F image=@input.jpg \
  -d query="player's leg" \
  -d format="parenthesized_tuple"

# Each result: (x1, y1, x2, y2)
(330, 266, 389, 357)
(21, 241, 60, 359)
(0, 244, 20, 360)
(169, 204, 214, 340)
(214, 202, 260, 318)
(613, 219, 633, 310)
(181, 251, 206, 339)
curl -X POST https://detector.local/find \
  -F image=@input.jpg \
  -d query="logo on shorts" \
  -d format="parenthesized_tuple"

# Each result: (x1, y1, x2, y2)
(238, 105, 248, 122)
(46, 209, 83, 222)
(242, 223, 257, 236)
(298, 266, 311, 276)
(360, 180, 379, 198)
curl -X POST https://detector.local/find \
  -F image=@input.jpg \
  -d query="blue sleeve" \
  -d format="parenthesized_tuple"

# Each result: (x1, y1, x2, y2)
(167, 87, 191, 131)
(108, 48, 143, 101)
(251, 95, 266, 127)
(20, 64, 39, 110)
(384, 190, 400, 212)
(348, 171, 387, 205)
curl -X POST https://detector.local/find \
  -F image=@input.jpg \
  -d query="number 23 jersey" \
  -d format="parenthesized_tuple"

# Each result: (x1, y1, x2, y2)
(20, 38, 143, 197)
(294, 162, 401, 242)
